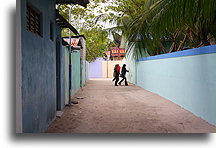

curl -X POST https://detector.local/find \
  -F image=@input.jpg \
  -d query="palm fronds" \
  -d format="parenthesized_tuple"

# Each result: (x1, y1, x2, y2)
(124, 0, 216, 59)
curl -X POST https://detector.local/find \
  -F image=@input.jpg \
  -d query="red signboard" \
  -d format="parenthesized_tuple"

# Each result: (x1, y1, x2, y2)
(63, 38, 80, 46)
(111, 47, 126, 57)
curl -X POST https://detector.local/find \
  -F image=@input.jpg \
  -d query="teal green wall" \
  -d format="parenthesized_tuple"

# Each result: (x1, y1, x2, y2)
(136, 53, 216, 126)
(71, 50, 81, 96)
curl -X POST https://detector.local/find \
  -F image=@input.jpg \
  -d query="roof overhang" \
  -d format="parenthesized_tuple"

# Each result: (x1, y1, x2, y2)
(56, 0, 90, 8)
(56, 9, 79, 35)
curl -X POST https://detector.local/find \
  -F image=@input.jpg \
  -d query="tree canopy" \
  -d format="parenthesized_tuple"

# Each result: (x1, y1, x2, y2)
(57, 0, 116, 62)
(57, 0, 216, 60)
(107, 0, 216, 59)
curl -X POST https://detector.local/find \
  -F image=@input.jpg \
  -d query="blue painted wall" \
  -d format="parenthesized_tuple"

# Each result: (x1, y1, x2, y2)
(21, 0, 57, 132)
(60, 44, 66, 110)
(136, 45, 216, 126)
(56, 24, 67, 110)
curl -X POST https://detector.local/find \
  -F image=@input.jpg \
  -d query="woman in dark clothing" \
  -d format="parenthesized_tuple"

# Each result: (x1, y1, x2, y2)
(112, 64, 120, 81)
(113, 64, 120, 86)
(119, 64, 129, 86)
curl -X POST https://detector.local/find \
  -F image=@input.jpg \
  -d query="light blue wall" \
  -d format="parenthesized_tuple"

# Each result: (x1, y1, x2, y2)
(89, 58, 103, 78)
(21, 0, 57, 132)
(126, 44, 137, 84)
(126, 57, 137, 84)
(126, 42, 149, 84)
(136, 45, 216, 126)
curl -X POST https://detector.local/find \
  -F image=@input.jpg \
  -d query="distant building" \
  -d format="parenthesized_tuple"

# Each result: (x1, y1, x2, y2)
(110, 47, 126, 61)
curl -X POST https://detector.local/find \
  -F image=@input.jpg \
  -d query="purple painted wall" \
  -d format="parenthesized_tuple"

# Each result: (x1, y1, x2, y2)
(89, 58, 103, 78)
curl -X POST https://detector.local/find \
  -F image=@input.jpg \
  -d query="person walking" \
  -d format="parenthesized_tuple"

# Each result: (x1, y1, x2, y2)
(119, 64, 129, 86)
(113, 64, 120, 86)
(112, 64, 121, 82)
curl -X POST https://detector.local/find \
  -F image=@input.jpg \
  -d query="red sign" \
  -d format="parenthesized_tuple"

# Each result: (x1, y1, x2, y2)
(119, 49, 126, 53)
(71, 38, 79, 46)
(63, 38, 79, 46)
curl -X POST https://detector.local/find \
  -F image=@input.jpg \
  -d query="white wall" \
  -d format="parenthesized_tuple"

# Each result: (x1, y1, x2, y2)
(102, 59, 126, 78)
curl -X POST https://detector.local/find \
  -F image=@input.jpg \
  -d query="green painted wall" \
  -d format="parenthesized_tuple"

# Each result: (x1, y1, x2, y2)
(71, 50, 81, 97)
(64, 47, 70, 105)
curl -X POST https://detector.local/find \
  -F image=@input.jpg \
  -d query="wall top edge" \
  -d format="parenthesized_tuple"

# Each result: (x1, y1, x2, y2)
(137, 45, 216, 62)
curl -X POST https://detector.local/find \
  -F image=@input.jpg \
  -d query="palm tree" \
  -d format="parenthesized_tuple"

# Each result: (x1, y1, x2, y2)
(125, 0, 216, 59)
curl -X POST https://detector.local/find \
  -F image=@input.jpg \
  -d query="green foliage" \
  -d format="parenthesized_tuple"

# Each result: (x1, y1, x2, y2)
(57, 0, 115, 62)
(80, 26, 111, 61)
(58, 0, 216, 60)
(93, 0, 216, 59)
(123, 0, 216, 59)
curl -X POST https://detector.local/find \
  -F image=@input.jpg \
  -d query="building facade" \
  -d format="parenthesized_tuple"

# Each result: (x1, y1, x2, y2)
(16, 0, 89, 133)
(110, 47, 126, 61)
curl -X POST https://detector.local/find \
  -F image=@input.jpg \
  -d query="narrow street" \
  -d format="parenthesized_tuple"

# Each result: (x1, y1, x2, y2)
(46, 78, 215, 133)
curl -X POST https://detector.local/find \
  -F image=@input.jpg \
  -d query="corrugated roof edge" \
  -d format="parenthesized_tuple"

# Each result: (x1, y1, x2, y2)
(56, 0, 90, 8)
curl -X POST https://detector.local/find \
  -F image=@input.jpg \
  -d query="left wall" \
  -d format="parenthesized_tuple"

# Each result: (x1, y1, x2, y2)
(20, 0, 57, 133)
(16, 0, 22, 133)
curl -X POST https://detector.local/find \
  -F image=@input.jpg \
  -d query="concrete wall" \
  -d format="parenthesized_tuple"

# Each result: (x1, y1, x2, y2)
(86, 61, 89, 81)
(102, 59, 126, 78)
(80, 37, 87, 87)
(55, 24, 65, 110)
(80, 60, 86, 87)
(59, 45, 69, 110)
(89, 58, 103, 78)
(126, 57, 137, 84)
(136, 45, 216, 126)
(16, 0, 22, 133)
(89, 58, 127, 78)
(64, 47, 70, 105)
(71, 50, 81, 96)
(20, 0, 57, 132)
(126, 44, 137, 84)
